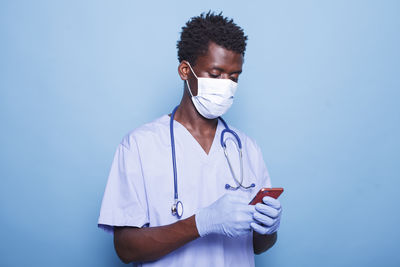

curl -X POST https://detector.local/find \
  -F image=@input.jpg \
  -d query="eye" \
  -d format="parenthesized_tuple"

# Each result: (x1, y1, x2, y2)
(209, 73, 220, 78)
(230, 74, 239, 82)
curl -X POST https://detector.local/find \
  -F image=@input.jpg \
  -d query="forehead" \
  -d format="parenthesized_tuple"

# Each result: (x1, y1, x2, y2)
(195, 42, 243, 71)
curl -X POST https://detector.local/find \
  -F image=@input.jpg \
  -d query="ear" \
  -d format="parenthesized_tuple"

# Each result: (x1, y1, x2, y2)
(178, 60, 191, 81)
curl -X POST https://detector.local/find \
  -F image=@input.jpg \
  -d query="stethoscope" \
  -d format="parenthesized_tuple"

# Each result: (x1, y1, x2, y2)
(170, 106, 255, 218)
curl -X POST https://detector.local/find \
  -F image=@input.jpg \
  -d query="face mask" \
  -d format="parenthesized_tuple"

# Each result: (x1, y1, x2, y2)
(186, 62, 238, 119)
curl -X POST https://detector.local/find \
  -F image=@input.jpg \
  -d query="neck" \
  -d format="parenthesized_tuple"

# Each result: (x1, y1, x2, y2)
(173, 87, 218, 134)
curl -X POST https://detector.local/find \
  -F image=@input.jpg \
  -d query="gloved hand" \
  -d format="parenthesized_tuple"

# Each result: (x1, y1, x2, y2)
(251, 196, 282, 235)
(195, 194, 255, 237)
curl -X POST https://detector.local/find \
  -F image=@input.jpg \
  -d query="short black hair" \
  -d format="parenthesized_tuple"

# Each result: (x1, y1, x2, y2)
(177, 11, 248, 65)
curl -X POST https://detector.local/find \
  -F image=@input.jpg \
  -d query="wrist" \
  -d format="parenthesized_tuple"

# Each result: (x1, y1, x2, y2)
(181, 215, 201, 239)
(195, 208, 212, 237)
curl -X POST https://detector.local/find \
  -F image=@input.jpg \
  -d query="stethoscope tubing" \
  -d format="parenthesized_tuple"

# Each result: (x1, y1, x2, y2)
(169, 105, 254, 218)
(170, 106, 179, 201)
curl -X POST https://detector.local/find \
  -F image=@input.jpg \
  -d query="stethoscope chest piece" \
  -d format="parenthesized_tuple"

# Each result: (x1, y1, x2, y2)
(171, 200, 183, 218)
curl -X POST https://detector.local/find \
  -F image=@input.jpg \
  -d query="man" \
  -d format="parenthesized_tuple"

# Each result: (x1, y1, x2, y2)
(98, 11, 282, 266)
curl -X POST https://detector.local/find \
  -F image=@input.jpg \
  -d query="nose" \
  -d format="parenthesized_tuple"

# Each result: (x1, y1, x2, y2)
(220, 73, 230, 79)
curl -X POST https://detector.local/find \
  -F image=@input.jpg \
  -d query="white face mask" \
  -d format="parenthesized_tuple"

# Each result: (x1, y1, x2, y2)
(186, 62, 238, 119)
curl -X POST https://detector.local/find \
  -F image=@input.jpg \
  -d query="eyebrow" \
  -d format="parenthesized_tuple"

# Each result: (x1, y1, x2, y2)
(211, 67, 242, 74)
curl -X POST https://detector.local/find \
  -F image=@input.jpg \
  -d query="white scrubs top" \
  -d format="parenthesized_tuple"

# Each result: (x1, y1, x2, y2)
(98, 114, 272, 267)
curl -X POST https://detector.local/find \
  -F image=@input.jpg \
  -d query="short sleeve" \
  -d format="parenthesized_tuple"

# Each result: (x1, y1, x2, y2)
(97, 138, 149, 234)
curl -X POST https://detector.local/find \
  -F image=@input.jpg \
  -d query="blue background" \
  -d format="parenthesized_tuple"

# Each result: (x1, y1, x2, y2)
(1, 1, 399, 266)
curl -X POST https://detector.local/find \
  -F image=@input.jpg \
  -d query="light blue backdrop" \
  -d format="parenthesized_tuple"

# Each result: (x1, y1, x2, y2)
(1, 0, 399, 266)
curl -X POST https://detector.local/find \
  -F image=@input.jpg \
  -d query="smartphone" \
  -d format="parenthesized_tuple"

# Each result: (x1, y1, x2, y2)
(249, 188, 284, 205)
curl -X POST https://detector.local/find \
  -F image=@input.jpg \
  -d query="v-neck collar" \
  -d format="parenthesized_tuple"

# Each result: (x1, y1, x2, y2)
(171, 116, 222, 160)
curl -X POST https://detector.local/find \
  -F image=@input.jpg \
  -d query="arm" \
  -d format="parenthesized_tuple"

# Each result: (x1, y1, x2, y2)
(114, 215, 199, 263)
(113, 194, 255, 263)
(252, 231, 277, 254)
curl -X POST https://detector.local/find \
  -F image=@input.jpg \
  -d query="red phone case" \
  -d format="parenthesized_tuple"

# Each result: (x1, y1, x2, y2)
(249, 188, 284, 205)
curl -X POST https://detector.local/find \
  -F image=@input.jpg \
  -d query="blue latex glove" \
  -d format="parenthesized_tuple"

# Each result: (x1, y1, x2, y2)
(251, 196, 282, 235)
(195, 194, 256, 237)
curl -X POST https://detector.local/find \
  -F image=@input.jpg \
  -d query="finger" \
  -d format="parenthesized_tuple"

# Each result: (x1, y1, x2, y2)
(235, 205, 256, 222)
(262, 196, 281, 209)
(269, 220, 280, 233)
(253, 211, 275, 226)
(255, 203, 279, 218)
(234, 201, 256, 213)
(265, 220, 280, 235)
(250, 222, 270, 235)
(245, 204, 256, 213)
